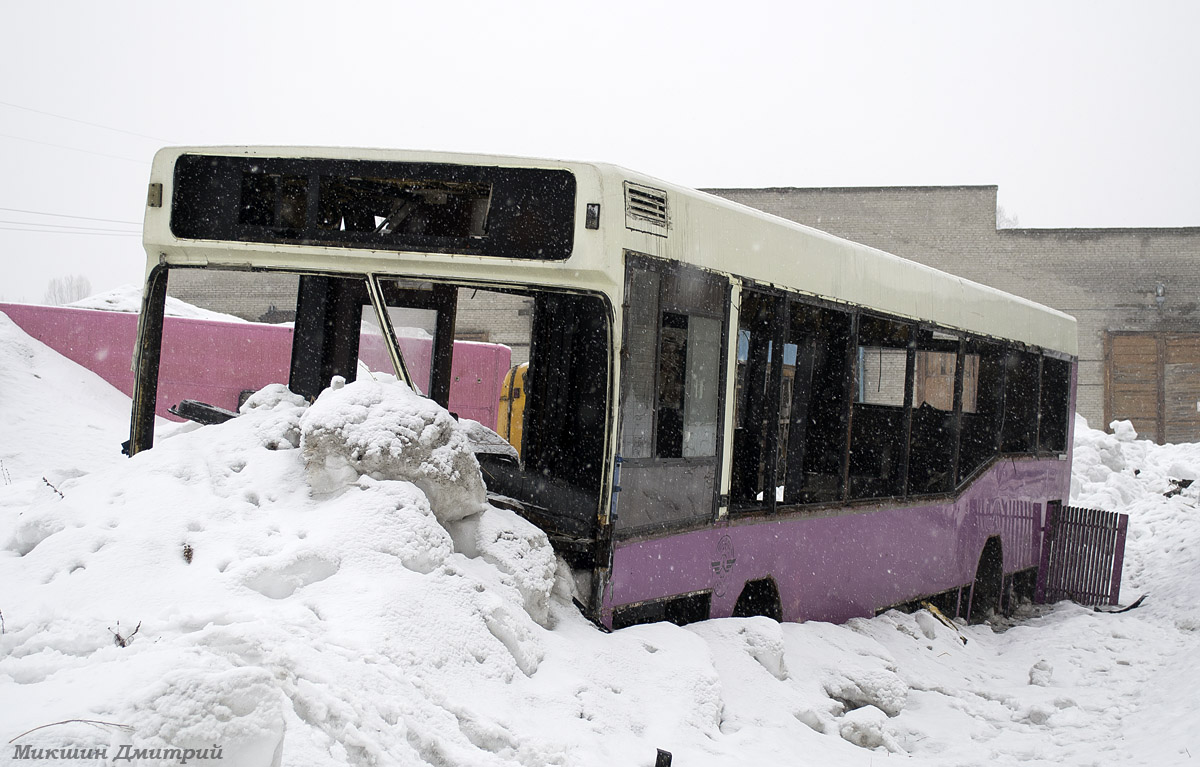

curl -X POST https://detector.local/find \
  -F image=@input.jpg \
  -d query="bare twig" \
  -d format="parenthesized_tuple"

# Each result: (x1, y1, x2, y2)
(108, 620, 141, 648)
(41, 477, 63, 498)
(8, 718, 133, 744)
(1, 459, 10, 485)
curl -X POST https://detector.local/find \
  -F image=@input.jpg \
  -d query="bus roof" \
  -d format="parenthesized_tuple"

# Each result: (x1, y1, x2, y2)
(144, 146, 1077, 356)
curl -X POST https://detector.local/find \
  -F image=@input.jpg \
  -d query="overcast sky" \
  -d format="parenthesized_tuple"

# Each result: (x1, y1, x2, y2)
(1, 1, 1197, 303)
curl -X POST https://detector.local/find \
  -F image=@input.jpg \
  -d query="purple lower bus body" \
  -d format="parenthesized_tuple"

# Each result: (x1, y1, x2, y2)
(606, 456, 1072, 625)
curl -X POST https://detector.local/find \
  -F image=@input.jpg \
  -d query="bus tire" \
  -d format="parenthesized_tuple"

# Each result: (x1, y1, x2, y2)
(731, 577, 783, 622)
(969, 537, 1004, 624)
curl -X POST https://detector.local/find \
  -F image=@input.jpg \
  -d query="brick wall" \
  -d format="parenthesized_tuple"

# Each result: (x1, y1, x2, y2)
(708, 186, 1200, 429)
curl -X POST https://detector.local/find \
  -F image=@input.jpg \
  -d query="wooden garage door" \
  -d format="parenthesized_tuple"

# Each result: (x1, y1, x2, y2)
(1107, 334, 1160, 441)
(1165, 336, 1200, 443)
(1106, 332, 1200, 444)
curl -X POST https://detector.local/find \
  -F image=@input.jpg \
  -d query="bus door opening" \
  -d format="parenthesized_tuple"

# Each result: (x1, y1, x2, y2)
(373, 280, 612, 567)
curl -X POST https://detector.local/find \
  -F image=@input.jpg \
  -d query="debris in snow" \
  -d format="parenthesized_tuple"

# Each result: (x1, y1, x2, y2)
(1163, 478, 1194, 498)
(41, 477, 64, 498)
(917, 603, 968, 645)
(109, 620, 141, 648)
(1094, 594, 1149, 614)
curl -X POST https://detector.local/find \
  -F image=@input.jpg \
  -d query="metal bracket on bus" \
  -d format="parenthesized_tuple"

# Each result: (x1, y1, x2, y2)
(608, 455, 623, 524)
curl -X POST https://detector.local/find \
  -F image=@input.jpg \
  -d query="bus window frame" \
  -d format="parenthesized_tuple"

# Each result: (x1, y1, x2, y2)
(128, 264, 421, 455)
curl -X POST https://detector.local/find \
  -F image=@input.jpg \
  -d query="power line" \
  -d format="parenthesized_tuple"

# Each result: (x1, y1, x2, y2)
(0, 225, 140, 237)
(0, 206, 141, 226)
(0, 132, 148, 164)
(0, 218, 139, 233)
(0, 99, 173, 143)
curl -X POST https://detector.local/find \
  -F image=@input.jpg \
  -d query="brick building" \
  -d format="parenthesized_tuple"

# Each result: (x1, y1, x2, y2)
(709, 185, 1200, 443)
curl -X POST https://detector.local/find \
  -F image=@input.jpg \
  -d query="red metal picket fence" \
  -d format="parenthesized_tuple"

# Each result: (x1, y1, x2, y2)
(1035, 502, 1129, 607)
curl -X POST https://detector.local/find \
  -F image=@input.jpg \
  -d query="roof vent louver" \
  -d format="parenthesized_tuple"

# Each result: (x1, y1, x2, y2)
(624, 181, 669, 236)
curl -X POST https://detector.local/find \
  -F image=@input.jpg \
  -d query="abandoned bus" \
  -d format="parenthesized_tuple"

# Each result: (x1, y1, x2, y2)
(131, 147, 1077, 629)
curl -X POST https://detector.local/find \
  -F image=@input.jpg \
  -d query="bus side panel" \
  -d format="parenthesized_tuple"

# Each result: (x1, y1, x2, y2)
(606, 457, 1069, 625)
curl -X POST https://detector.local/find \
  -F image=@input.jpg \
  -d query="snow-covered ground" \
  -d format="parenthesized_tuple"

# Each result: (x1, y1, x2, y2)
(1, 312, 1198, 766)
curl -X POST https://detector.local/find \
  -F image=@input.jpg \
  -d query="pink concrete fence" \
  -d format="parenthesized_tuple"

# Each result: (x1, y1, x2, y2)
(0, 303, 510, 428)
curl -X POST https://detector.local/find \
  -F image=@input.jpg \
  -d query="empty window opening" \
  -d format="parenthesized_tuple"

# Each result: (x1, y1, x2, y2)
(317, 177, 491, 238)
(1039, 357, 1071, 453)
(958, 343, 1005, 482)
(171, 154, 576, 260)
(907, 332, 962, 496)
(470, 289, 610, 554)
(731, 291, 784, 507)
(778, 302, 853, 506)
(1001, 350, 1041, 454)
(848, 317, 913, 500)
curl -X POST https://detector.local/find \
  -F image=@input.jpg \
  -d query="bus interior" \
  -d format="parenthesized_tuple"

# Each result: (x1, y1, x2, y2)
(131, 266, 613, 573)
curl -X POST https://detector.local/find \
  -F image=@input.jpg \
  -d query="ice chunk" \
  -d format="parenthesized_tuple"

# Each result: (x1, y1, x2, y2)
(1029, 659, 1054, 686)
(825, 666, 908, 717)
(299, 379, 487, 521)
(1110, 419, 1138, 442)
(838, 705, 901, 752)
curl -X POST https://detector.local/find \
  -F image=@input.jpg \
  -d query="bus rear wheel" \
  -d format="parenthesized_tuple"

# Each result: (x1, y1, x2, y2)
(969, 537, 1003, 624)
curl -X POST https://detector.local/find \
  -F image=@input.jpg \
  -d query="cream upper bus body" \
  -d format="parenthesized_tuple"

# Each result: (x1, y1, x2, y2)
(602, 166, 1077, 358)
(143, 146, 1076, 360)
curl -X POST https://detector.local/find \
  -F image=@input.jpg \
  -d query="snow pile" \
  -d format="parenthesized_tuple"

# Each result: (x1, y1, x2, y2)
(0, 369, 566, 764)
(298, 377, 489, 521)
(2, 317, 1200, 767)
(70, 284, 248, 323)
(1071, 414, 1200, 619)
(0, 311, 131, 484)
